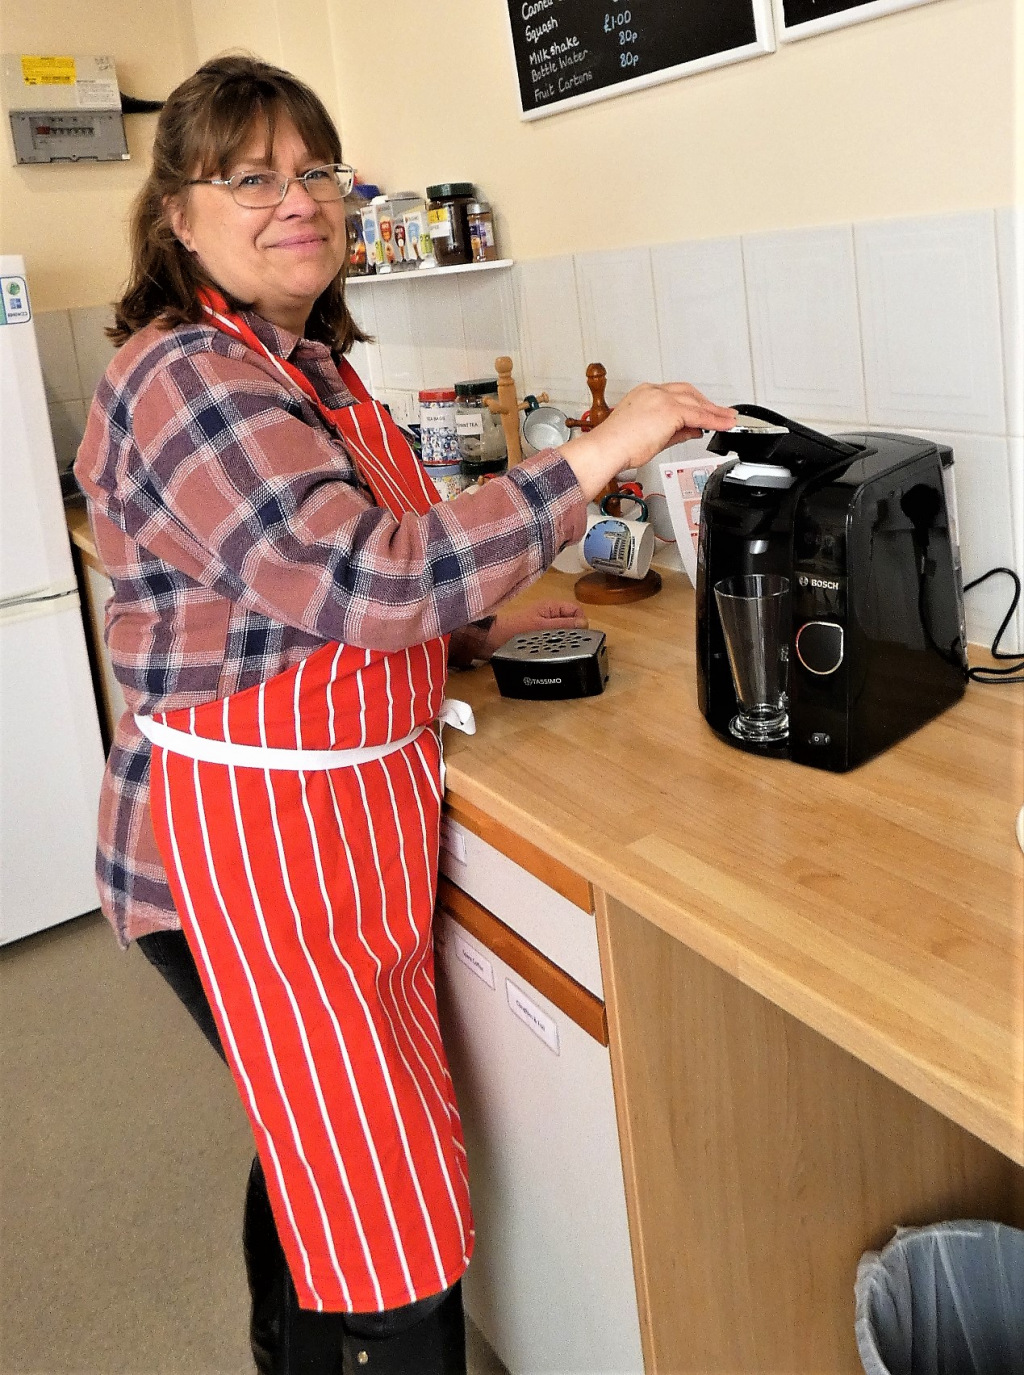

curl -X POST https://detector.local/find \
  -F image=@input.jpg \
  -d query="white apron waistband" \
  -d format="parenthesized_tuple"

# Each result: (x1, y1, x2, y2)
(135, 698, 476, 771)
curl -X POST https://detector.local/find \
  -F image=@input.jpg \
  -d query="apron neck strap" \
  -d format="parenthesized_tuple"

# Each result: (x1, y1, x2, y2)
(197, 288, 437, 518)
(198, 287, 371, 423)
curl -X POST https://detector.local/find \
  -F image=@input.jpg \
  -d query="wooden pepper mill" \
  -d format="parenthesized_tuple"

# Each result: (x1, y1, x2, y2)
(570, 362, 662, 606)
(482, 356, 548, 468)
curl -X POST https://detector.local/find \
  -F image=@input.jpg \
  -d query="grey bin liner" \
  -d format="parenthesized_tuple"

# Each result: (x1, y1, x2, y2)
(854, 1220, 1024, 1375)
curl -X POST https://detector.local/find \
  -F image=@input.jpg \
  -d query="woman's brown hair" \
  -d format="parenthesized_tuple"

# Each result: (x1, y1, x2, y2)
(110, 54, 366, 354)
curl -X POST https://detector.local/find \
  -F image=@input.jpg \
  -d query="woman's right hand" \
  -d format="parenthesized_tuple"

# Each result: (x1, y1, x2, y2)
(561, 383, 738, 502)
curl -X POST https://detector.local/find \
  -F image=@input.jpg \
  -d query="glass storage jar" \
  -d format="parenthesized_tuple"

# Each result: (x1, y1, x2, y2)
(387, 191, 421, 269)
(426, 183, 475, 267)
(466, 201, 498, 263)
(418, 388, 460, 464)
(455, 377, 508, 479)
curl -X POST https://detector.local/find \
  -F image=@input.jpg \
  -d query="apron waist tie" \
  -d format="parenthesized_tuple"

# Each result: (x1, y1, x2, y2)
(135, 698, 475, 771)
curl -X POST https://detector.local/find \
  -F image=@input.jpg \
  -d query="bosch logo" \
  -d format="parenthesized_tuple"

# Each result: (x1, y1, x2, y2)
(799, 575, 840, 591)
(524, 675, 562, 686)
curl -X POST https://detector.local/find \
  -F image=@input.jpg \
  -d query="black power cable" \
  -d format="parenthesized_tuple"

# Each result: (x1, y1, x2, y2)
(963, 567, 1024, 684)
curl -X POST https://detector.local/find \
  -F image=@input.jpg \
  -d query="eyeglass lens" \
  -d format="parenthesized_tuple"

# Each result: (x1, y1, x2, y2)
(232, 166, 352, 207)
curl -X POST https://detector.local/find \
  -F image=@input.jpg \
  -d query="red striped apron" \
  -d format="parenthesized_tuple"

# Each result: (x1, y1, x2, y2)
(141, 295, 474, 1314)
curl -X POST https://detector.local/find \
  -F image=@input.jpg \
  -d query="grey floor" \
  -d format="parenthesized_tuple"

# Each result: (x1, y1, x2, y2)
(0, 911, 505, 1375)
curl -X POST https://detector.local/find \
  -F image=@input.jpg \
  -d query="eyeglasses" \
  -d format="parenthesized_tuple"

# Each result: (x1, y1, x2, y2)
(187, 163, 355, 208)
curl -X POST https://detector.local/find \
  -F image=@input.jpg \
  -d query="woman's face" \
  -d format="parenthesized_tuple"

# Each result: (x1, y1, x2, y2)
(168, 115, 347, 335)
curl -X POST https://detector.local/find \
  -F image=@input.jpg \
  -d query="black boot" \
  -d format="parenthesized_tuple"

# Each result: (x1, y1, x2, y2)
(243, 1157, 288, 1374)
(276, 1267, 348, 1375)
(341, 1282, 467, 1375)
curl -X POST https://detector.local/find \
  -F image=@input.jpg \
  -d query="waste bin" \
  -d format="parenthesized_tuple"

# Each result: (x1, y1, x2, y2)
(854, 1220, 1024, 1375)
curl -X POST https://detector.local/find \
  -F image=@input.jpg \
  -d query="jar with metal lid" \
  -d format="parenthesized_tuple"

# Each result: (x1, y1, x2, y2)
(454, 377, 508, 479)
(426, 183, 475, 268)
(466, 201, 498, 263)
(418, 388, 460, 464)
(423, 461, 470, 502)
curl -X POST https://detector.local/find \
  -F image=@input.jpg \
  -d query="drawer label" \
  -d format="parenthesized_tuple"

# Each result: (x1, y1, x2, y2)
(439, 817, 468, 865)
(506, 979, 560, 1055)
(454, 932, 495, 989)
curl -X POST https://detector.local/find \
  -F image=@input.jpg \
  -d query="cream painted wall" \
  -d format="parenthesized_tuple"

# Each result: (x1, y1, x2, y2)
(188, 0, 342, 130)
(0, 0, 341, 310)
(0, 0, 199, 309)
(329, 0, 1018, 259)
(1, 0, 1017, 307)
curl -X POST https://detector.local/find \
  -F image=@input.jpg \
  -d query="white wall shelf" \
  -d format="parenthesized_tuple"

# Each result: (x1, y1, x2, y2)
(346, 259, 512, 287)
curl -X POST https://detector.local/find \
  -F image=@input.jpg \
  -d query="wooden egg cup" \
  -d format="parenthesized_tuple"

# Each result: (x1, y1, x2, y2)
(574, 568, 663, 603)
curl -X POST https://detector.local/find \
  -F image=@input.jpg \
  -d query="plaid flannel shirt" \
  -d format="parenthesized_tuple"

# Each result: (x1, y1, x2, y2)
(74, 310, 586, 945)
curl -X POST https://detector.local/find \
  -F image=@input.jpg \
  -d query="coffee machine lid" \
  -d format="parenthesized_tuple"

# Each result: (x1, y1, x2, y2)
(706, 405, 862, 473)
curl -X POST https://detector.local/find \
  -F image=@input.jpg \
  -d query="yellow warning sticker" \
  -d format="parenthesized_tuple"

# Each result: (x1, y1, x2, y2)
(20, 56, 77, 87)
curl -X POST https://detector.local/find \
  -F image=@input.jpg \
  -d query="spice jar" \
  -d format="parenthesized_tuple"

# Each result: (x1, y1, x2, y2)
(423, 461, 470, 502)
(359, 202, 380, 273)
(345, 211, 368, 275)
(371, 194, 398, 272)
(387, 191, 421, 269)
(403, 203, 436, 269)
(426, 183, 475, 268)
(466, 201, 498, 263)
(418, 388, 460, 465)
(455, 377, 508, 479)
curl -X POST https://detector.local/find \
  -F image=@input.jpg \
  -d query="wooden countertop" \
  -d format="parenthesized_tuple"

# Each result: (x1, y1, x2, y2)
(65, 504, 96, 563)
(442, 570, 1024, 1164)
(65, 497, 1023, 1163)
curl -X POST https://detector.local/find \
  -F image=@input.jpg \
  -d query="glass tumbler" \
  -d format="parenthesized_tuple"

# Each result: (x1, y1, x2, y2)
(713, 574, 790, 744)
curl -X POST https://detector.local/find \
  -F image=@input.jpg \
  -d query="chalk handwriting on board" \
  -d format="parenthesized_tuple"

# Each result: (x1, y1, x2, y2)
(505, 0, 775, 121)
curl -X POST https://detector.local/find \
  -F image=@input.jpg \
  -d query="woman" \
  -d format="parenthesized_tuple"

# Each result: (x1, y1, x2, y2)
(75, 54, 736, 1375)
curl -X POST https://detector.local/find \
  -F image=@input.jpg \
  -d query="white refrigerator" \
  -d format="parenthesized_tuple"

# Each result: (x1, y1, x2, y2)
(0, 254, 105, 944)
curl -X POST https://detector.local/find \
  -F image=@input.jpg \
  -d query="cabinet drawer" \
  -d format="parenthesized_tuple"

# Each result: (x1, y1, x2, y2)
(439, 809, 603, 998)
(437, 877, 606, 1045)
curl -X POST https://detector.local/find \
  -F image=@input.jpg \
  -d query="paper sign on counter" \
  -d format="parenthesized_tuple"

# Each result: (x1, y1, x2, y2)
(506, 980, 560, 1055)
(659, 453, 729, 587)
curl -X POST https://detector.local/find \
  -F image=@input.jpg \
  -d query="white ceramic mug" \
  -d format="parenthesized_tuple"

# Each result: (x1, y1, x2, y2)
(582, 496, 655, 580)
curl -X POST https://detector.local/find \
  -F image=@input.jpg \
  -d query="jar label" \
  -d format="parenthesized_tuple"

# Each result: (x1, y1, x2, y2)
(420, 405, 456, 430)
(428, 206, 453, 240)
(456, 412, 485, 438)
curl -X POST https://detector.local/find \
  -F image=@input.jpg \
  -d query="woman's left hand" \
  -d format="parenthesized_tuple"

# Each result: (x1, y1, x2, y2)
(480, 600, 588, 659)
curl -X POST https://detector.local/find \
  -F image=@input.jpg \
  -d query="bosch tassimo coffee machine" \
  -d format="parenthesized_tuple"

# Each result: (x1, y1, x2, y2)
(695, 407, 968, 772)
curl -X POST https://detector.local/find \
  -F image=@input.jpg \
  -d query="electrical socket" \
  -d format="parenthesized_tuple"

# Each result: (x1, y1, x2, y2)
(378, 389, 418, 427)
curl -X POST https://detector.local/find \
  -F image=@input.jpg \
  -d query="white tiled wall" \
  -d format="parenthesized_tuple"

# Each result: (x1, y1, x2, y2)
(37, 208, 1024, 653)
(349, 207, 1023, 653)
(34, 303, 116, 473)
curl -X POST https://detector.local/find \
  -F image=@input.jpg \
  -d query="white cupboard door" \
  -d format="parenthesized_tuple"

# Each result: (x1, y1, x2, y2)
(436, 914, 644, 1375)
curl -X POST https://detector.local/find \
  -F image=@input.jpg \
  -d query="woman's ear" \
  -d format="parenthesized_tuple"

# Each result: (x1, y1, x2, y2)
(164, 195, 194, 253)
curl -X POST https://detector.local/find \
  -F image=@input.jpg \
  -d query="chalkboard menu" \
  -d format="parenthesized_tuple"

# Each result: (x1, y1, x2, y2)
(506, 0, 775, 120)
(774, 0, 940, 42)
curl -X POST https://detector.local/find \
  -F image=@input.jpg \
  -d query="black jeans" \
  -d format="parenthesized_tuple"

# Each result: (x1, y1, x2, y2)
(137, 928, 466, 1373)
